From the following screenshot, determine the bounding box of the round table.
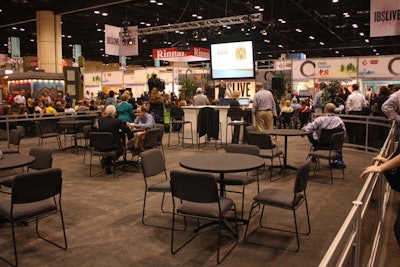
[180,153,265,196]
[58,120,93,151]
[0,154,35,171]
[264,129,308,171]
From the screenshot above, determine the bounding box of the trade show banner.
[104,25,138,56]
[292,60,315,80]
[314,58,357,79]
[370,0,400,37]
[358,55,400,78]
[105,24,120,56]
[102,71,124,85]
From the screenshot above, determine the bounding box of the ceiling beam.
[137,13,263,36]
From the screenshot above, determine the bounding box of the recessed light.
[102,12,108,16]
[157,2,163,5]
[352,24,358,28]
[295,28,302,33]
[319,42,325,45]
[359,32,365,36]
[94,10,100,14]
[309,35,315,40]
[365,39,370,43]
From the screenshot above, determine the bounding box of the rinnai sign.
[152,47,210,62]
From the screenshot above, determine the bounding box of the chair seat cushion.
[259,148,283,158]
[309,150,341,160]
[148,180,170,192]
[177,197,234,218]
[41,133,60,138]
[219,174,255,185]
[254,188,304,208]
[0,198,57,221]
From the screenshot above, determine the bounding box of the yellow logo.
[236,47,246,60]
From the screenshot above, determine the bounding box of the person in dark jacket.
[97,105,132,174]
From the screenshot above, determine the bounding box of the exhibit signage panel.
[358,55,400,78]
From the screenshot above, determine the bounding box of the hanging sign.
[152,47,210,62]
[370,0,400,37]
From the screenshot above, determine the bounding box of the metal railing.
[319,121,396,266]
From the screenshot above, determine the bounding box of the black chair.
[197,107,223,149]
[0,129,21,154]
[310,127,344,152]
[155,123,165,156]
[140,148,172,229]
[168,106,194,148]
[89,132,121,178]
[223,144,260,218]
[170,170,238,264]
[244,160,311,252]
[247,131,284,181]
[0,147,53,192]
[308,132,345,184]
[297,112,311,129]
[80,125,92,164]
[27,147,53,171]
[0,168,67,266]
[226,107,248,145]
[35,120,62,150]
[280,112,295,129]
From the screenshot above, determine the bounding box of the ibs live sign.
[370,0,400,37]
[7,37,21,58]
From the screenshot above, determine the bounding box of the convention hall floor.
[0,133,399,267]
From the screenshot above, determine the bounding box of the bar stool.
[168,106,194,148]
[226,107,248,145]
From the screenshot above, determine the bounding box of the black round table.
[264,129,308,171]
[58,120,93,151]
[180,153,265,196]
[0,154,35,171]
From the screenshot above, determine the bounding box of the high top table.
[180,152,265,197]
[264,129,308,172]
[58,119,93,151]
[0,154,35,171]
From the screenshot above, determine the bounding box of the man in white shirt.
[345,84,368,145]
[13,92,26,105]
[193,88,210,106]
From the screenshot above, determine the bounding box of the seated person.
[127,106,156,130]
[280,100,294,114]
[193,87,210,106]
[126,106,156,152]
[97,105,132,174]
[290,98,301,111]
[303,103,346,148]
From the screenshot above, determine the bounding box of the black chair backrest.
[89,132,115,151]
[294,160,311,194]
[298,112,311,123]
[83,125,92,139]
[141,148,165,178]
[155,123,164,144]
[247,132,274,150]
[330,132,345,151]
[226,144,259,156]
[281,112,294,122]
[170,106,185,120]
[9,129,21,146]
[170,170,219,203]
[319,128,344,147]
[12,168,62,204]
[227,107,244,121]
[143,128,160,149]
[28,147,53,170]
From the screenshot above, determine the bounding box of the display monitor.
[210,40,255,80]
[238,98,250,107]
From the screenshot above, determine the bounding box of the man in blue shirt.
[127,106,156,130]
[252,82,277,131]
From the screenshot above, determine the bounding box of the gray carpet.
[0,133,397,266]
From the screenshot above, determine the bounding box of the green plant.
[179,78,197,99]
[321,80,342,107]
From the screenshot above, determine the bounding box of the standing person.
[64,92,73,106]
[312,82,326,112]
[252,82,276,132]
[217,80,227,99]
[345,83,368,145]
[147,88,164,124]
[84,90,92,102]
[26,92,34,114]
[116,93,134,123]
[105,91,117,107]
[193,87,210,106]
[360,155,400,246]
[14,92,26,105]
